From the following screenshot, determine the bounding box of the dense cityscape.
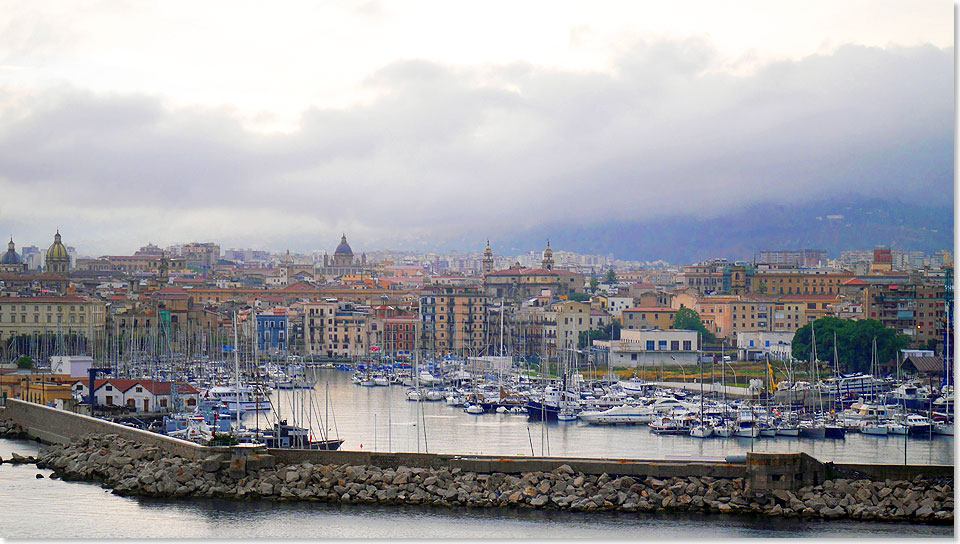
[0,231,952,370]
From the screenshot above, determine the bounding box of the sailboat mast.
[233,312,240,426]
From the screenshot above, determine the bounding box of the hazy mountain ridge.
[485,196,954,264]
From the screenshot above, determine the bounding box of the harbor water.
[245,369,954,465]
[0,439,952,538]
[0,368,953,538]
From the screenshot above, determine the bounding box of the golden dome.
[46,230,70,261]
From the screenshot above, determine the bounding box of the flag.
[768,360,777,392]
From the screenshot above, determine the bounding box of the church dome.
[46,231,70,261]
[334,234,353,256]
[1,238,21,265]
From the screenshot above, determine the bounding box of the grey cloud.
[0,40,952,254]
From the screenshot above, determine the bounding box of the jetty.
[0,399,953,524]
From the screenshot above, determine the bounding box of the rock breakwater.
[0,418,28,440]
[18,433,954,524]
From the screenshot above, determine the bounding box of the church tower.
[482,240,494,275]
[541,239,554,271]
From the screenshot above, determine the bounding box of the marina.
[227,367,952,465]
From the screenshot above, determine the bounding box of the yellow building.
[0,373,76,405]
[753,270,852,296]
[621,308,677,331]
[0,296,107,345]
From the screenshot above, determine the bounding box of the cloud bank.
[0,40,952,255]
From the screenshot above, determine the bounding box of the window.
[631,353,638,360]
[683,340,692,351]
[646,341,655,350]
[670,341,679,351]
[658,340,667,350]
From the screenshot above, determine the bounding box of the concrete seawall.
[267,449,745,478]
[2,399,207,460]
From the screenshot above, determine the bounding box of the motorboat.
[202,385,271,412]
[933,420,954,436]
[799,420,826,438]
[859,421,888,435]
[465,404,484,415]
[579,404,654,425]
[775,423,800,437]
[649,413,694,435]
[689,421,714,438]
[901,414,934,436]
[714,420,737,438]
[262,420,344,450]
[884,420,908,435]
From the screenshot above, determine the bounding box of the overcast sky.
[0,1,953,257]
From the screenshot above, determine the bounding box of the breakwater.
[5,430,949,525]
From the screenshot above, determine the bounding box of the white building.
[69,379,199,412]
[736,331,795,361]
[594,329,699,368]
[50,355,94,378]
[467,356,514,372]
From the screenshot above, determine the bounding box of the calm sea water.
[247,369,955,465]
[0,439,952,539]
[0,368,953,539]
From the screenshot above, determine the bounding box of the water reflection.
[242,369,954,465]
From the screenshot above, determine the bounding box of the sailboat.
[934,321,954,435]
[822,331,845,439]
[690,335,713,438]
[860,337,888,435]
[799,324,825,438]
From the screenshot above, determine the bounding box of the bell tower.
[482,240,494,275]
[542,239,554,271]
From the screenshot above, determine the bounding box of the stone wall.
[267,449,747,479]
[829,463,954,482]
[746,452,825,492]
[28,433,954,524]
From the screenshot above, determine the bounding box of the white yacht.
[579,404,654,425]
[202,385,271,412]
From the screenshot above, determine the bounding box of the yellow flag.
[768,361,777,391]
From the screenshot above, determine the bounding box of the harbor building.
[736,331,795,361]
[593,329,699,368]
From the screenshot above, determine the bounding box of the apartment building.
[0,296,107,345]
[419,285,487,356]
[621,308,677,331]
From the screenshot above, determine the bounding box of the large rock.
[530,495,548,507]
